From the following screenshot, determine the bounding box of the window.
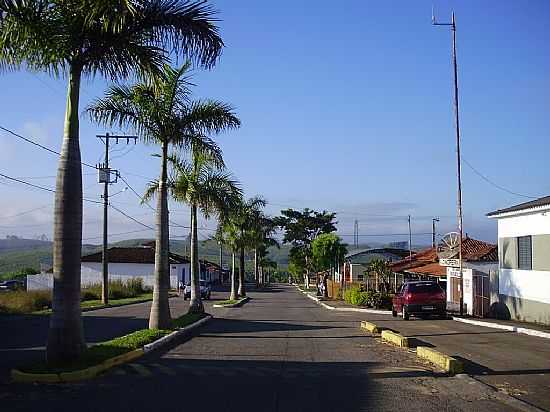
[357,274,364,281]
[517,236,532,270]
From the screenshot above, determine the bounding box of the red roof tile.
[390,237,497,277]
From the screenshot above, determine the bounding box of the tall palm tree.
[88,63,238,328]
[231,196,266,297]
[218,217,241,301]
[166,151,242,313]
[0,0,223,363]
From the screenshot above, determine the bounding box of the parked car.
[183,280,211,300]
[0,280,25,291]
[392,281,446,320]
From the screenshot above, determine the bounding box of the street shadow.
[2,358,427,411]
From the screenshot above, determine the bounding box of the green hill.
[0,237,290,275]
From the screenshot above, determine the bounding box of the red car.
[392,281,446,320]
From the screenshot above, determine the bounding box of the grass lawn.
[20,312,208,374]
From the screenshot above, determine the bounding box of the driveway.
[1,285,521,411]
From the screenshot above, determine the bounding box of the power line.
[82,228,154,241]
[462,157,538,200]
[109,204,155,230]
[0,172,102,204]
[0,205,51,219]
[0,125,98,170]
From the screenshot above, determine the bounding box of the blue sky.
[0,0,549,248]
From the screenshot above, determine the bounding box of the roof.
[487,195,550,217]
[390,237,497,277]
[81,247,190,264]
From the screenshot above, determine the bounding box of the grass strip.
[216,299,239,305]
[19,312,208,374]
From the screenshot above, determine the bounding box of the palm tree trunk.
[230,251,237,300]
[189,202,204,313]
[238,245,246,297]
[149,140,171,329]
[47,65,86,364]
[254,248,259,287]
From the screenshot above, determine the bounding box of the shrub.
[343,286,370,307]
[0,290,52,313]
[81,278,148,301]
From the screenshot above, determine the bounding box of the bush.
[81,278,148,301]
[343,286,369,306]
[0,290,52,313]
[366,292,393,309]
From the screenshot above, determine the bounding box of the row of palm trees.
[0,0,274,365]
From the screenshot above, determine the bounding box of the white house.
[27,246,190,291]
[487,196,550,325]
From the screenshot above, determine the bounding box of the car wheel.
[402,306,410,321]
[392,307,397,317]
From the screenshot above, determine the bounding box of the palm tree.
[218,219,240,301]
[88,63,238,328]
[167,151,242,313]
[0,0,223,363]
[248,213,278,286]
[232,196,266,296]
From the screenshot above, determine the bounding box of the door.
[473,272,490,318]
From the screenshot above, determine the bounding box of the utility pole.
[408,215,412,259]
[432,217,440,248]
[97,133,137,304]
[353,219,359,249]
[433,10,465,315]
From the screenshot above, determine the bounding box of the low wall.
[27,273,179,291]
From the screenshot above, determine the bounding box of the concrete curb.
[416,346,463,375]
[11,349,144,384]
[212,297,250,308]
[11,315,212,383]
[381,330,409,348]
[360,321,381,334]
[297,286,392,315]
[143,315,212,353]
[452,317,550,340]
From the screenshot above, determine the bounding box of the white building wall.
[495,210,550,305]
[28,262,185,291]
[499,269,550,305]
[497,211,550,238]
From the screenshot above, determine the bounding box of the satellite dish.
[437,232,460,259]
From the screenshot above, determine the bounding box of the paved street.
[0,285,538,411]
[355,308,550,410]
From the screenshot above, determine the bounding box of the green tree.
[365,258,392,292]
[88,63,237,329]
[276,209,337,289]
[0,0,223,363]
[311,233,348,272]
[168,151,241,313]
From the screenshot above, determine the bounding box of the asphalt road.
[0,285,530,411]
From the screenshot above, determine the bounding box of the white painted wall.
[446,267,473,315]
[495,209,550,305]
[497,210,550,238]
[499,268,550,305]
[27,262,186,291]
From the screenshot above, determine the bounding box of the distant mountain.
[0,237,291,275]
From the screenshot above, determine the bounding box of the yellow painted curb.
[381,330,409,348]
[11,348,145,384]
[11,369,61,384]
[417,346,463,375]
[360,321,381,334]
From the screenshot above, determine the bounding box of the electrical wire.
[0,125,98,170]
[0,172,102,204]
[462,157,538,200]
